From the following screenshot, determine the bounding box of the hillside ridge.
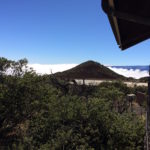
[55,60,126,80]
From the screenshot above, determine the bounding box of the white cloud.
[108,67,148,79]
[28,64,78,75]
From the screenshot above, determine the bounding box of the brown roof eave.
[102,0,123,49]
[102,0,150,50]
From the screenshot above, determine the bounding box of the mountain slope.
[55,60,126,80]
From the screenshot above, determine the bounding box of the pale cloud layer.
[28,64,149,79]
[28,64,78,75]
[108,67,148,79]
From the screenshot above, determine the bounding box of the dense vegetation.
[139,77,149,83]
[55,60,126,80]
[0,57,146,150]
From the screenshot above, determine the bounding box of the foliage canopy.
[0,57,145,150]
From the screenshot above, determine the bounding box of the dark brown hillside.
[55,60,126,80]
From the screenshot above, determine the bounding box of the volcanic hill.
[55,60,126,80]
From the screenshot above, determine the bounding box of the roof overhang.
[102,0,150,50]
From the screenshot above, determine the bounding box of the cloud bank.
[108,67,148,79]
[28,64,149,79]
[28,64,78,75]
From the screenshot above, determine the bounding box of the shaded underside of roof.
[102,0,150,50]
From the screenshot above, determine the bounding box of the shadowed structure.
[102,0,150,50]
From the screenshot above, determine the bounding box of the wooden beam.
[102,0,123,48]
[102,0,150,26]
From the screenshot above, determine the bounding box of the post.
[146,65,150,150]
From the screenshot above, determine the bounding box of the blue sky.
[0,0,150,65]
